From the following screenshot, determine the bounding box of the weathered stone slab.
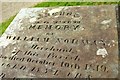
[0,5,119,79]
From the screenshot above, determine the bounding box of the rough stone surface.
[0,2,42,23]
[0,5,119,79]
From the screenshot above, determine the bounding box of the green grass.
[34,2,119,7]
[0,2,119,36]
[0,15,15,35]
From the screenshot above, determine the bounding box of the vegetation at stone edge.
[0,16,15,35]
[34,2,119,7]
[0,2,119,35]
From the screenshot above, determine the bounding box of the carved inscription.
[0,5,119,79]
